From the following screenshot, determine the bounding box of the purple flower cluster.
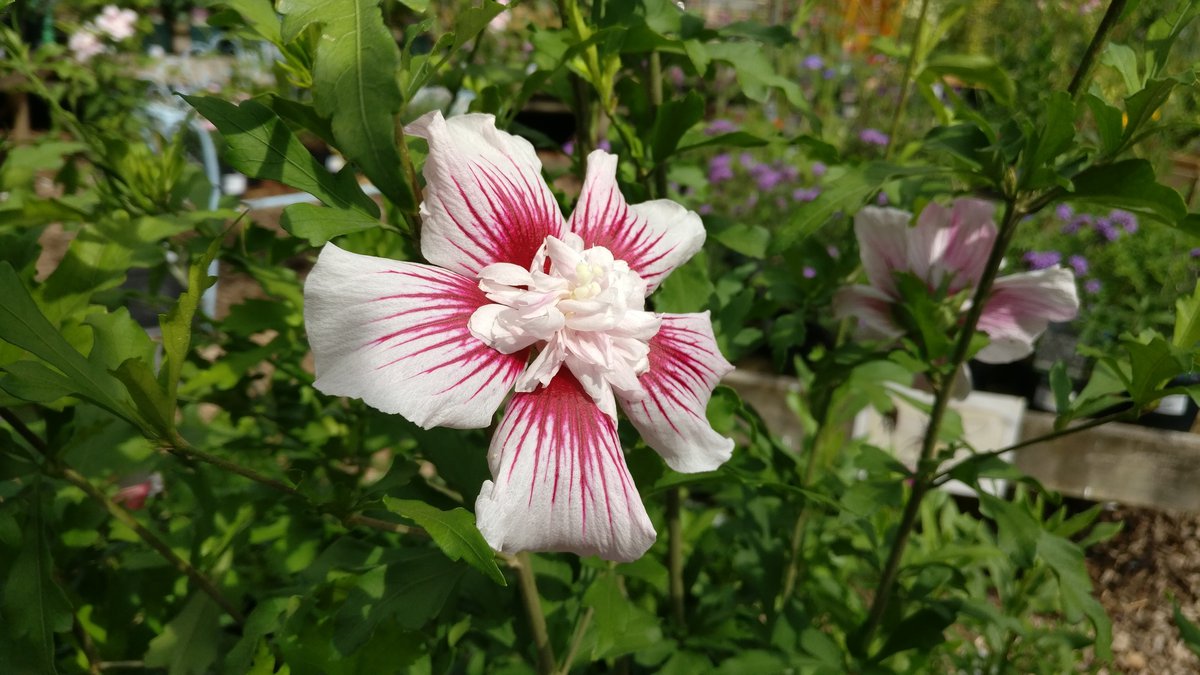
[792,187,821,202]
[704,119,737,136]
[1023,250,1062,270]
[859,128,889,147]
[1067,254,1089,276]
[1055,203,1140,242]
[803,54,824,71]
[750,160,800,191]
[708,154,734,183]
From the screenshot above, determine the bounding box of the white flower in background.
[95,5,138,42]
[304,112,734,562]
[489,0,511,31]
[68,29,105,61]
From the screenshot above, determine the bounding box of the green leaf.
[923,53,1016,107]
[2,488,72,675]
[382,497,506,585]
[1069,159,1187,225]
[208,0,283,46]
[650,91,705,162]
[278,0,415,211]
[704,42,806,108]
[331,550,465,654]
[1049,361,1072,415]
[1084,94,1123,155]
[771,163,932,253]
[144,594,222,675]
[979,493,1039,568]
[281,203,383,246]
[226,597,298,673]
[0,360,76,404]
[159,236,223,424]
[1174,280,1200,350]
[1037,531,1112,660]
[0,262,139,426]
[1121,78,1178,149]
[1174,601,1200,659]
[874,602,959,660]
[1123,335,1188,406]
[654,250,713,313]
[583,574,663,660]
[183,95,378,215]
[1027,92,1076,172]
[675,130,770,154]
[709,217,770,258]
[1100,42,1141,93]
[112,359,174,436]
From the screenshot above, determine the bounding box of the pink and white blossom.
[304,112,734,562]
[68,29,105,62]
[833,199,1079,364]
[95,5,138,42]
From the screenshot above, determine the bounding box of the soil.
[1090,506,1200,674]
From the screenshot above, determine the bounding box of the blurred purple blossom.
[827,245,840,258]
[1190,247,1200,258]
[1061,213,1093,234]
[705,119,737,135]
[562,139,574,155]
[792,187,821,202]
[598,139,612,152]
[1094,218,1120,242]
[1068,254,1089,276]
[1055,203,1074,221]
[1085,279,1102,294]
[802,266,817,279]
[811,161,827,177]
[1023,250,1062,270]
[708,154,734,183]
[739,152,757,169]
[876,192,889,206]
[698,204,713,215]
[822,68,836,80]
[1110,209,1138,233]
[859,128,889,146]
[803,54,824,71]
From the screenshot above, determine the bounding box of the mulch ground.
[1090,506,1200,673]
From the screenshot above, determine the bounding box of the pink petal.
[909,199,997,293]
[475,371,656,562]
[854,206,913,297]
[975,267,1079,363]
[832,285,903,340]
[567,151,704,293]
[304,243,525,429]
[618,313,734,473]
[406,112,565,275]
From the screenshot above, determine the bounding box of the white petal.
[567,151,704,293]
[618,313,734,473]
[406,111,566,275]
[854,206,913,297]
[304,243,525,429]
[475,372,656,562]
[975,267,1080,364]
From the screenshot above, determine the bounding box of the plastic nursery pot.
[1135,373,1200,432]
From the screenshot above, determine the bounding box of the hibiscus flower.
[834,199,1079,364]
[304,112,734,562]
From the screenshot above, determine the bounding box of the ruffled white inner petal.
[469,233,661,417]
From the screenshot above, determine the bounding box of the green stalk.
[1066,0,1130,99]
[513,552,556,674]
[885,0,932,159]
[855,197,1023,654]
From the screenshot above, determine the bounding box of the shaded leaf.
[281,203,383,246]
[144,594,222,675]
[383,497,506,585]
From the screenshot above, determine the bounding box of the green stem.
[513,552,556,674]
[777,418,831,610]
[556,606,594,675]
[1066,0,1129,99]
[856,197,1023,654]
[885,0,931,159]
[931,409,1135,486]
[647,52,668,197]
[666,487,686,627]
